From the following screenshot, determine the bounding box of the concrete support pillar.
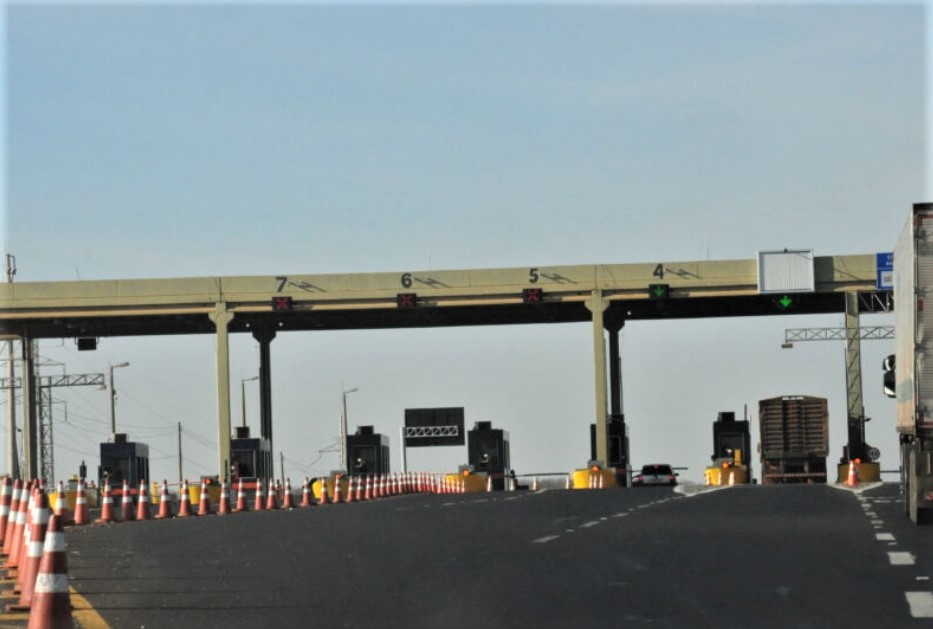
[210,304,234,481]
[845,291,865,461]
[586,290,609,467]
[607,315,625,418]
[20,338,36,480]
[252,325,276,480]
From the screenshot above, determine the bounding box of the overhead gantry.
[0,254,887,480]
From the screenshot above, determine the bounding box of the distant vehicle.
[633,464,678,487]
[758,395,829,484]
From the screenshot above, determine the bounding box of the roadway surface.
[62,482,932,628]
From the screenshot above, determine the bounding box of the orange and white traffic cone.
[217,481,231,515]
[120,480,135,522]
[6,482,32,571]
[0,476,12,546]
[300,478,312,508]
[333,475,343,504]
[234,479,248,512]
[154,480,173,519]
[95,479,115,524]
[282,479,294,509]
[846,459,860,487]
[177,480,192,518]
[363,476,372,502]
[136,481,151,521]
[198,480,212,516]
[346,477,356,504]
[53,481,70,525]
[10,490,50,611]
[265,479,278,510]
[73,479,89,526]
[253,479,265,512]
[319,478,329,505]
[2,479,21,551]
[26,514,72,629]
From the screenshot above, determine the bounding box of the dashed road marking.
[532,535,560,544]
[889,552,916,566]
[581,521,600,528]
[876,532,895,542]
[906,592,933,618]
[612,512,628,518]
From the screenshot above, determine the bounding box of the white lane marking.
[600,517,608,521]
[889,552,916,566]
[876,533,896,542]
[613,512,628,518]
[533,535,560,544]
[871,519,883,526]
[581,521,600,528]
[906,592,933,618]
[918,576,931,581]
[865,511,878,518]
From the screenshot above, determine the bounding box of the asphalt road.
[62,482,933,628]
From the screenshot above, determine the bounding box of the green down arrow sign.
[777,295,794,309]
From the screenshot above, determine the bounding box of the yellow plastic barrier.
[443,473,487,493]
[572,468,617,489]
[188,483,222,506]
[836,462,881,484]
[312,477,350,501]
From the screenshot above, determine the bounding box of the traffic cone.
[0,476,12,546]
[217,481,231,515]
[301,478,312,508]
[254,478,265,512]
[282,479,294,509]
[333,475,342,504]
[532,476,539,491]
[6,482,33,569]
[486,476,493,492]
[598,474,604,490]
[234,479,248,512]
[363,476,372,501]
[198,479,212,516]
[120,480,135,522]
[53,481,70,525]
[565,474,571,490]
[3,479,22,552]
[73,479,89,526]
[177,480,193,517]
[136,481,151,521]
[10,490,50,611]
[154,480,173,519]
[319,478,329,505]
[356,475,365,501]
[265,479,278,510]
[346,477,355,504]
[26,514,73,629]
[95,479,115,524]
[846,460,859,487]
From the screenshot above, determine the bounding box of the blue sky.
[1,2,927,484]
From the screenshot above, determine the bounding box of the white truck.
[890,202,933,523]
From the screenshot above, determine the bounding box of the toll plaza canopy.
[0,254,890,479]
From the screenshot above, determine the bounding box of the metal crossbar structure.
[784,326,894,343]
[403,426,460,438]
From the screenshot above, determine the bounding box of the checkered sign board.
[404,407,465,447]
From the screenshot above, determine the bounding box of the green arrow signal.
[778,295,793,309]
[653,286,666,297]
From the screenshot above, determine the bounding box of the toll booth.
[230,426,272,482]
[712,411,751,473]
[346,425,390,475]
[468,421,510,490]
[590,414,630,486]
[98,433,150,488]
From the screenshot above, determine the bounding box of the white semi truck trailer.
[890,202,933,523]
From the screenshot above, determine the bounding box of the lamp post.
[340,386,359,472]
[240,375,259,429]
[109,362,130,437]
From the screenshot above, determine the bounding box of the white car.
[633,464,678,486]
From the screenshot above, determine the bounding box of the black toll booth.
[468,421,510,490]
[712,411,751,468]
[99,433,150,489]
[230,426,272,482]
[590,414,630,486]
[346,425,390,475]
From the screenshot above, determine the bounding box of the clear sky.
[1,1,927,485]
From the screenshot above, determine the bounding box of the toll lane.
[66,484,929,628]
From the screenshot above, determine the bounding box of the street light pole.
[109,362,130,437]
[240,375,259,429]
[340,386,359,472]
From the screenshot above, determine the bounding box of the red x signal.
[271,296,293,311]
[522,288,543,304]
[397,293,417,308]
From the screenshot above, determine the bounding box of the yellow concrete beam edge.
[69,586,111,629]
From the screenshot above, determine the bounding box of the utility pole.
[280,451,285,483]
[177,422,183,483]
[5,253,17,479]
[0,372,105,481]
